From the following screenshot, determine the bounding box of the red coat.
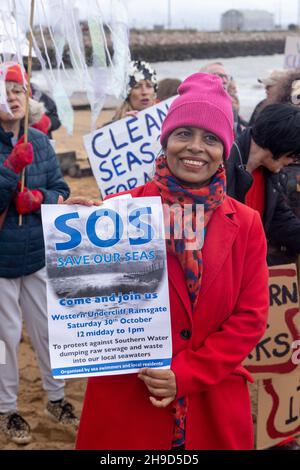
[76,182,269,450]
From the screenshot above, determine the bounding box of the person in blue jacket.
[0,63,78,445]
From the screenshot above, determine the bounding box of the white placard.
[284,36,300,69]
[41,197,172,379]
[83,97,174,196]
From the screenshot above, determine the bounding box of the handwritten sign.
[244,264,300,377]
[83,98,174,196]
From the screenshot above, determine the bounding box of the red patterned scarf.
[153,155,226,307]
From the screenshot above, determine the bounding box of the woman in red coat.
[75,73,269,450]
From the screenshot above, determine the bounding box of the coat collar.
[142,183,240,316]
[167,253,193,319]
[141,182,191,317]
[0,122,24,147]
[199,197,239,300]
[166,197,240,318]
[0,126,14,147]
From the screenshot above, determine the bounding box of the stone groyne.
[128,30,289,62]
[31,29,295,69]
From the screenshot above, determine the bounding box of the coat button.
[180,329,191,340]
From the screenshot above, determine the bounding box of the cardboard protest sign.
[255,372,300,449]
[83,98,174,196]
[244,264,300,378]
[283,163,300,219]
[41,197,172,379]
[284,36,300,69]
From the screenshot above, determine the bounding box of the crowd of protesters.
[0,56,300,451]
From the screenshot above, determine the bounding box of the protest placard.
[83,98,174,196]
[41,197,172,379]
[255,372,300,449]
[244,264,300,378]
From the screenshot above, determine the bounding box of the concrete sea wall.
[31,29,296,69]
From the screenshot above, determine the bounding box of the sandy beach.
[0,108,113,451]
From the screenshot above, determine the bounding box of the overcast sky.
[124,0,300,29]
[17,0,300,30]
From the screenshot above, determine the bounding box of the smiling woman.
[165,127,224,187]
[75,73,270,451]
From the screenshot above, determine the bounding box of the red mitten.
[4,139,34,174]
[32,114,51,135]
[15,187,44,215]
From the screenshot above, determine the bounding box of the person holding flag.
[0,63,78,445]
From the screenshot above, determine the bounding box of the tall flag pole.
[19,0,35,226]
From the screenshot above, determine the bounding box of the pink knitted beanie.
[160,72,234,159]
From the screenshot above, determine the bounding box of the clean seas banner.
[83,98,174,196]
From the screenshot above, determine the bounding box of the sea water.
[32,53,286,120]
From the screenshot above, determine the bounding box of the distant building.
[221,9,275,32]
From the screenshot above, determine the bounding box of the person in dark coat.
[226,102,300,451]
[0,63,78,445]
[226,103,300,268]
